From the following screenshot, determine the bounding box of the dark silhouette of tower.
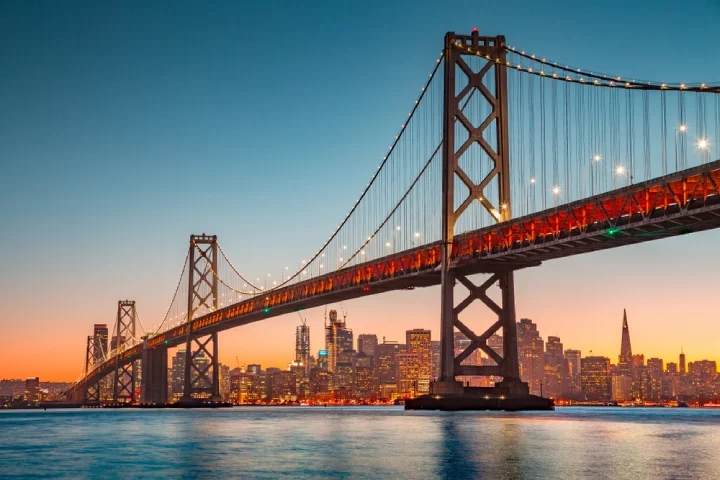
[619,309,633,366]
[679,348,686,375]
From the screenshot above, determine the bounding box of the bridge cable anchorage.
[223,51,446,291]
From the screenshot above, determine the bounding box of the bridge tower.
[83,335,101,405]
[112,300,137,404]
[434,30,529,398]
[181,234,222,402]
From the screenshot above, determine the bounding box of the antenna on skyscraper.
[297,311,306,326]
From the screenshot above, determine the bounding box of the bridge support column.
[181,234,222,403]
[141,344,168,404]
[112,300,137,404]
[410,30,550,410]
[84,335,101,405]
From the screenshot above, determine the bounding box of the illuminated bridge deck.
[78,159,720,391]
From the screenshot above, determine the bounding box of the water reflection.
[1,407,719,479]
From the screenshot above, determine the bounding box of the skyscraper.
[295,323,310,373]
[543,336,564,399]
[581,356,611,401]
[377,340,400,388]
[171,350,186,401]
[325,309,353,373]
[396,352,420,398]
[517,319,545,396]
[430,340,441,381]
[219,364,231,401]
[93,324,109,364]
[406,329,431,395]
[619,309,633,365]
[357,334,378,358]
[679,349,686,375]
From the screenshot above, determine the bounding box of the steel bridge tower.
[181,234,222,402]
[112,300,137,404]
[84,336,101,405]
[433,30,529,398]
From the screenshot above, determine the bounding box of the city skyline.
[2,297,716,381]
[4,306,711,388]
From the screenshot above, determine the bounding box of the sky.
[1,0,720,381]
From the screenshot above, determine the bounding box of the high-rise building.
[616,309,633,379]
[563,349,582,399]
[647,358,664,401]
[406,329,431,395]
[431,341,441,381]
[309,368,331,397]
[24,377,40,404]
[611,374,632,402]
[317,350,329,371]
[296,323,311,374]
[93,324,109,364]
[688,360,718,399]
[517,319,545,396]
[679,349,686,375]
[219,364,231,401]
[377,340,400,387]
[325,310,353,373]
[619,309,633,365]
[396,352,420,398]
[357,334,378,358]
[543,336,564,399]
[581,356,611,401]
[334,360,355,392]
[354,352,374,399]
[171,350,186,401]
[265,367,281,400]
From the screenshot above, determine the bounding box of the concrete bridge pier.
[141,343,168,404]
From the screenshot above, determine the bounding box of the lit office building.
[581,356,611,401]
[517,319,545,396]
[357,334,379,358]
[406,329,432,395]
[396,352,420,398]
[24,377,40,404]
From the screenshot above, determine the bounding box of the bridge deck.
[71,159,720,395]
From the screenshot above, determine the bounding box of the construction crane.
[339,303,348,322]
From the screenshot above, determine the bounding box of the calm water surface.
[1,406,719,479]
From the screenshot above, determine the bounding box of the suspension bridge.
[66,31,720,409]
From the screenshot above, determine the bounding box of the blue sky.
[2,0,719,379]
